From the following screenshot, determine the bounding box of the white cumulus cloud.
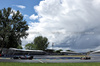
[29,14,38,20]
[22,0,100,52]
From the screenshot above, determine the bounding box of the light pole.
[52,42,54,49]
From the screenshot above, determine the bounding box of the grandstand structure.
[91,50,100,54]
[0,48,45,57]
[0,48,89,57]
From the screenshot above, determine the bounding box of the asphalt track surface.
[0,59,100,63]
[0,55,100,63]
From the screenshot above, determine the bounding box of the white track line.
[38,60,44,63]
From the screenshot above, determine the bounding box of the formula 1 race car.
[80,56,91,60]
[12,55,33,60]
[0,54,1,57]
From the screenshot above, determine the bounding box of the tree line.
[0,7,49,53]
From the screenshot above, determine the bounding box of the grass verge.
[0,62,100,66]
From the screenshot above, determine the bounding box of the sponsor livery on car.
[80,56,91,60]
[12,55,33,60]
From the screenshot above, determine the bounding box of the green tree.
[17,45,23,49]
[66,50,74,52]
[34,36,49,50]
[55,49,63,53]
[25,43,35,50]
[0,7,29,50]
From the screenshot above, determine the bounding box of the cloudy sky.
[0,0,100,52]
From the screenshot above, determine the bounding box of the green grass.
[0,62,100,66]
